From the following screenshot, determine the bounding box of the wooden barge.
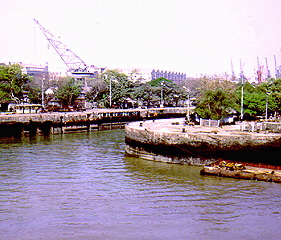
[200,161,281,183]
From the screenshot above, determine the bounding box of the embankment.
[0,107,188,137]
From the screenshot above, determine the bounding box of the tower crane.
[265,57,271,80]
[257,57,262,83]
[274,55,280,79]
[33,19,102,78]
[230,59,236,81]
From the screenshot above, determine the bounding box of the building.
[115,68,187,84]
[21,63,49,81]
[117,68,152,83]
[151,69,186,85]
[2,62,50,80]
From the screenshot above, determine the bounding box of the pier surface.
[125,118,281,166]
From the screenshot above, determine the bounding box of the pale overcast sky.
[1,0,281,79]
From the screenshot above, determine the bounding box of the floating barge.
[200,161,281,183]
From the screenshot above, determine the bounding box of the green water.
[0,130,281,239]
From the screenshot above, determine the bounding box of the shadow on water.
[123,155,203,184]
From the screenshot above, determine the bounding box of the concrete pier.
[0,107,188,137]
[125,118,281,166]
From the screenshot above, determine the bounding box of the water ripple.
[1,130,281,240]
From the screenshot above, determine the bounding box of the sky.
[1,0,281,79]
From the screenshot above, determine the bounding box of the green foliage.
[27,86,41,104]
[148,77,172,87]
[131,83,157,107]
[0,64,30,102]
[55,78,81,106]
[131,78,187,107]
[194,78,238,120]
[85,79,107,103]
[235,80,279,118]
[101,69,133,107]
[195,88,236,120]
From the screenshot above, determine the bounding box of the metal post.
[183,86,190,122]
[240,59,244,121]
[187,90,190,122]
[265,93,268,121]
[109,77,112,108]
[41,77,44,108]
[161,82,163,107]
[241,83,244,121]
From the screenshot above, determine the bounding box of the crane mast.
[33,19,95,77]
[274,55,280,79]
[230,59,236,81]
[265,57,271,80]
[256,57,262,83]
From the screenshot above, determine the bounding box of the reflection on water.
[0,130,281,240]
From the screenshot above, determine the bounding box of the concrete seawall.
[0,107,188,137]
[125,118,281,166]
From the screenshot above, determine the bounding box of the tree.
[235,80,277,119]
[85,78,107,103]
[194,77,239,120]
[195,88,237,120]
[262,78,281,116]
[0,64,31,103]
[145,77,188,107]
[131,83,156,107]
[55,77,81,107]
[148,77,172,87]
[101,69,133,108]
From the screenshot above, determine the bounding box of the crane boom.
[33,18,91,75]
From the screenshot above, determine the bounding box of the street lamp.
[183,86,190,122]
[240,75,244,121]
[265,92,271,121]
[240,59,245,121]
[160,81,164,108]
[109,77,112,108]
[41,77,45,108]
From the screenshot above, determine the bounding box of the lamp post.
[41,77,45,108]
[239,75,245,121]
[160,81,164,108]
[183,86,190,122]
[109,77,112,108]
[265,92,271,121]
[240,59,244,121]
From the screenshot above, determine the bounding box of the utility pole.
[41,77,45,108]
[265,93,268,121]
[183,86,190,122]
[240,59,244,121]
[109,78,112,108]
[160,81,164,108]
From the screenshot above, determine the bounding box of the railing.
[200,119,220,127]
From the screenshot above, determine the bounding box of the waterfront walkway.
[130,118,279,137]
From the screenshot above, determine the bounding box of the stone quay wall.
[0,107,188,137]
[125,119,281,166]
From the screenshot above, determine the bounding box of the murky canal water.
[0,129,281,240]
